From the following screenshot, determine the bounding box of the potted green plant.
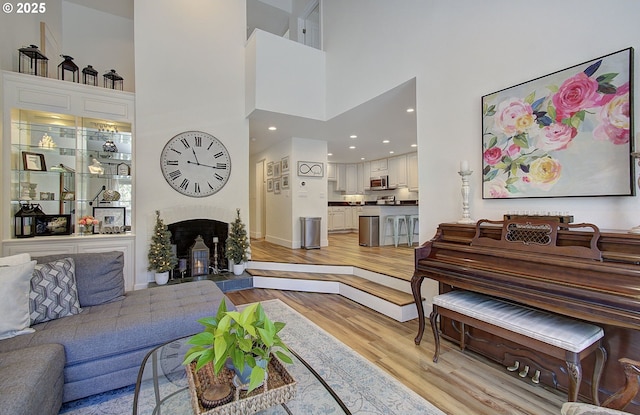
[226,208,249,275]
[147,210,177,284]
[183,299,292,393]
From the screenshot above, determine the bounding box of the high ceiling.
[65,0,418,164]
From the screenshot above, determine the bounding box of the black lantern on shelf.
[18,45,48,77]
[82,65,98,86]
[189,235,209,276]
[103,69,123,90]
[14,202,45,238]
[58,55,79,82]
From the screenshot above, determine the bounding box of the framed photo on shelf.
[62,191,75,201]
[92,207,126,234]
[22,152,46,171]
[482,47,633,199]
[282,174,289,189]
[267,178,274,192]
[35,214,71,236]
[281,156,290,172]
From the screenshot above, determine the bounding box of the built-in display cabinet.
[2,71,135,289]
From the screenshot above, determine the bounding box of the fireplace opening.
[168,219,228,275]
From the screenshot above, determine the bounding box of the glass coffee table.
[133,335,351,415]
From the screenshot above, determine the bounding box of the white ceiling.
[249,78,417,164]
[66,0,418,164]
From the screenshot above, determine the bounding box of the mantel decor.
[482,47,634,199]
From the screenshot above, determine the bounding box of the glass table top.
[133,335,351,415]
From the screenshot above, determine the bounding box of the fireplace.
[168,219,228,275]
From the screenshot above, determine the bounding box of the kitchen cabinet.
[388,154,407,188]
[345,206,354,229]
[356,163,365,194]
[362,161,371,190]
[328,207,346,231]
[327,163,337,181]
[407,152,418,192]
[370,158,388,175]
[335,164,347,191]
[345,164,358,194]
[3,72,134,240]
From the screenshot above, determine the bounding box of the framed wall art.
[282,174,290,189]
[273,161,281,178]
[267,178,273,192]
[482,47,634,199]
[297,161,324,177]
[281,156,290,172]
[274,178,281,194]
[267,162,274,177]
[92,207,126,234]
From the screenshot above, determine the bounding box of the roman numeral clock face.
[160,131,231,197]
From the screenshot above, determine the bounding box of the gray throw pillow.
[34,251,125,307]
[30,257,82,324]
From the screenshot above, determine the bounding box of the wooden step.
[246,268,421,322]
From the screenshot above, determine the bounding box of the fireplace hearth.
[168,219,228,275]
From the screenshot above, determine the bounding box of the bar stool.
[383,215,408,247]
[407,214,419,246]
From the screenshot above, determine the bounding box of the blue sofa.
[0,251,231,415]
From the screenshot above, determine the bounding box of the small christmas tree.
[226,208,249,264]
[148,210,177,272]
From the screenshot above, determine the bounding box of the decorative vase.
[232,358,267,390]
[83,225,93,235]
[232,263,244,276]
[155,271,169,285]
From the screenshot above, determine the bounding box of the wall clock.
[160,131,231,197]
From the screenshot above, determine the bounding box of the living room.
[1,1,640,414]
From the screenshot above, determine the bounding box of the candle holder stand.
[458,169,474,224]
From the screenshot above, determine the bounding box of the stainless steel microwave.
[370,176,389,190]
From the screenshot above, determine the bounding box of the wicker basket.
[186,355,297,415]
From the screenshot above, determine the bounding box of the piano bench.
[429,290,606,404]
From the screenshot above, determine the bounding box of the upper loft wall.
[62,1,134,92]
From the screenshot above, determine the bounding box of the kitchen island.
[360,204,418,246]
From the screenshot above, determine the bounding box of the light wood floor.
[237,233,566,415]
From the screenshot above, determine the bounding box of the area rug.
[60,299,444,415]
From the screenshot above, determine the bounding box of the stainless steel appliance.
[370,175,389,190]
[359,215,379,246]
[300,217,321,249]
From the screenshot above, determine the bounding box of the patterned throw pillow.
[30,257,82,325]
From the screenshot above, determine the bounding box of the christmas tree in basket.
[148,210,177,284]
[226,208,249,275]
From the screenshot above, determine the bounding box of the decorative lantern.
[18,45,48,77]
[189,235,209,276]
[14,202,45,238]
[82,65,98,86]
[58,55,79,82]
[103,69,123,90]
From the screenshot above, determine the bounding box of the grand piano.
[412,218,640,413]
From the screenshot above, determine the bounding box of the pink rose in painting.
[552,72,599,120]
[506,143,521,158]
[537,123,577,151]
[494,98,535,136]
[483,147,503,165]
[593,83,630,145]
[529,157,562,190]
[484,178,509,198]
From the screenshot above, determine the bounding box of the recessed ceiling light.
[361,157,365,160]
[382,140,390,144]
[349,146,356,149]
[350,135,357,139]
[327,153,333,156]
[406,108,415,113]
[268,126,277,131]
[389,151,395,154]
[411,143,417,148]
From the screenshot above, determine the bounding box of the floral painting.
[482,48,633,199]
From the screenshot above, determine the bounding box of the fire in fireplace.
[168,219,228,275]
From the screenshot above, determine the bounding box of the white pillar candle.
[213,236,219,243]
[460,160,469,172]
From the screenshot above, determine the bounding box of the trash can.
[300,217,321,249]
[359,215,379,247]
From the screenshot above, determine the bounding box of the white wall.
[61,2,134,92]
[323,0,640,242]
[133,1,249,287]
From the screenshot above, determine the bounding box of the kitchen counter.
[328,200,418,207]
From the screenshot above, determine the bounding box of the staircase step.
[246,268,416,307]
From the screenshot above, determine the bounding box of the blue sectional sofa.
[0,251,231,415]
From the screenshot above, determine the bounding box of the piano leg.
[430,308,441,363]
[591,342,607,406]
[411,274,426,345]
[566,356,582,402]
